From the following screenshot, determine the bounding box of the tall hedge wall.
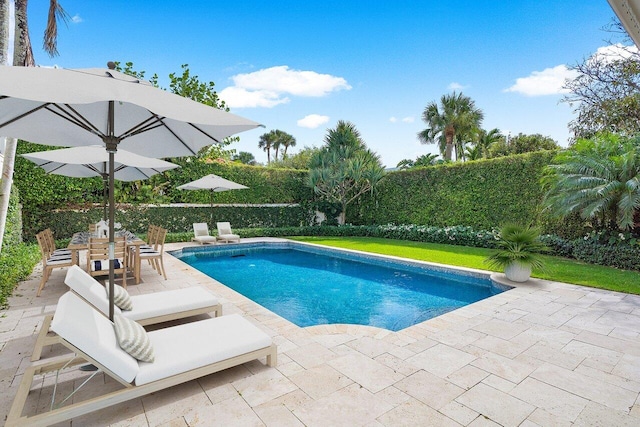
[353,151,558,231]
[35,204,315,238]
[2,185,23,250]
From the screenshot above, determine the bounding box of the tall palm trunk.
[0,0,12,251]
[444,125,454,161]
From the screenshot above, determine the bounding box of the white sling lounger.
[7,292,276,427]
[31,265,222,361]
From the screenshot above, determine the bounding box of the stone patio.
[1,238,640,426]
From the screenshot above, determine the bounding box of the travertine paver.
[1,237,640,426]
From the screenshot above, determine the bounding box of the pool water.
[172,243,508,331]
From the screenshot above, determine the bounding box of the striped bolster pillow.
[113,315,155,363]
[91,259,122,271]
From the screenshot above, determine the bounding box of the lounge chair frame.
[8,336,276,426]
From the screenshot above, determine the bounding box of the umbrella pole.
[210,189,214,226]
[102,174,108,221]
[107,102,116,322]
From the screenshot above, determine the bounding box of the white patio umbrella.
[177,174,248,221]
[0,64,262,320]
[22,145,180,220]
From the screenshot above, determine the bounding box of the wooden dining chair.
[36,231,74,296]
[86,236,127,287]
[138,227,168,280]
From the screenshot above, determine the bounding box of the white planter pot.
[504,262,532,282]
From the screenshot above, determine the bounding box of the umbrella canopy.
[0,64,262,320]
[23,146,180,220]
[22,145,179,181]
[178,174,248,220]
[177,174,248,192]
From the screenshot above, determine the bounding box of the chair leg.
[37,267,51,297]
[158,256,167,280]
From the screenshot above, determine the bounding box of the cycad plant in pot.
[485,224,547,282]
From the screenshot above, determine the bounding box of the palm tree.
[277,130,297,158]
[418,92,484,161]
[543,134,640,231]
[0,0,68,251]
[476,128,502,158]
[258,131,276,164]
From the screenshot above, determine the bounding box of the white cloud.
[589,43,639,64]
[219,86,289,108]
[504,65,579,96]
[448,82,468,91]
[390,116,414,124]
[297,114,330,129]
[220,65,351,108]
[71,14,83,23]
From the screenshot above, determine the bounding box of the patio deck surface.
[1,238,640,426]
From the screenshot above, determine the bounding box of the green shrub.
[570,232,640,270]
[0,243,40,308]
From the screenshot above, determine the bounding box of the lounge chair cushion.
[113,315,155,363]
[135,314,272,385]
[193,235,217,244]
[65,266,124,317]
[106,284,133,311]
[51,292,139,383]
[125,287,218,322]
[218,233,240,241]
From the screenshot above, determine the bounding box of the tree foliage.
[396,153,440,169]
[543,133,640,232]
[258,129,296,163]
[308,121,385,224]
[232,151,257,165]
[418,92,484,161]
[488,133,559,158]
[269,146,320,170]
[562,21,640,139]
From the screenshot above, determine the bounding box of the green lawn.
[289,236,640,295]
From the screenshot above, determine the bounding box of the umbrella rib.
[0,102,51,130]
[189,123,222,144]
[50,104,105,136]
[119,115,164,139]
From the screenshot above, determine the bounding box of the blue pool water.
[171,243,509,331]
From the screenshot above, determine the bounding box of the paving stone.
[574,401,639,427]
[377,397,461,427]
[439,400,480,425]
[530,363,637,412]
[288,364,352,400]
[456,382,535,427]
[328,352,404,393]
[510,377,588,422]
[395,370,465,410]
[406,344,476,378]
[471,351,537,383]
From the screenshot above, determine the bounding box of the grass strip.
[289,236,640,295]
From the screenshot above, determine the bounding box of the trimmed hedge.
[28,204,316,240]
[354,151,559,231]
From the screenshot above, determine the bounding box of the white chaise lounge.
[7,292,276,427]
[216,221,240,243]
[192,222,217,244]
[31,265,222,361]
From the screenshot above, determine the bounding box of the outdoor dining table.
[67,231,147,284]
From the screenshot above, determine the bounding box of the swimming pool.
[170,242,510,331]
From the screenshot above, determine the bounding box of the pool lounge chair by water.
[31,266,222,361]
[192,222,217,244]
[216,222,240,243]
[7,292,276,427]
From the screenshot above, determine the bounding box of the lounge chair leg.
[266,344,277,367]
[31,314,54,362]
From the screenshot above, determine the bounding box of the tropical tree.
[488,133,559,158]
[562,21,640,139]
[232,151,256,165]
[543,133,640,232]
[277,130,297,158]
[474,128,502,158]
[418,92,484,161]
[258,131,277,164]
[396,153,440,169]
[269,146,319,169]
[308,121,385,224]
[258,129,295,163]
[0,0,68,251]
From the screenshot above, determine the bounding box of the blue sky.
[21,0,627,167]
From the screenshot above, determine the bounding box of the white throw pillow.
[113,315,155,363]
[105,283,133,311]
